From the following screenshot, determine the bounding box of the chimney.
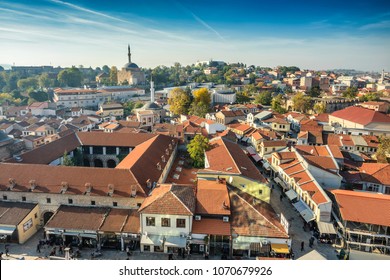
[165,148,169,156]
[222,200,229,210]
[157,162,161,170]
[61,182,69,193]
[8,178,16,190]
[131,186,137,197]
[85,183,92,194]
[161,155,166,163]
[29,180,37,191]
[146,179,152,188]
[108,184,114,196]
[310,149,314,154]
[168,143,172,150]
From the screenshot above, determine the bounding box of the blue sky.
[0,0,389,71]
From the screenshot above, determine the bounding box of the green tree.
[313,102,326,114]
[28,90,48,103]
[58,67,83,87]
[17,77,38,91]
[359,92,381,102]
[271,94,287,114]
[308,86,321,97]
[292,92,312,113]
[135,102,144,109]
[168,88,191,115]
[38,73,54,89]
[236,93,251,103]
[123,101,135,116]
[109,66,118,85]
[255,91,272,105]
[375,136,390,163]
[342,87,358,99]
[62,151,75,166]
[187,135,209,168]
[102,65,110,73]
[189,101,209,117]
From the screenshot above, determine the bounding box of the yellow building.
[0,201,40,244]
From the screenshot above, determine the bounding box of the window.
[143,245,150,252]
[240,184,246,188]
[3,195,8,201]
[68,198,73,204]
[161,218,171,227]
[91,200,96,205]
[176,219,186,228]
[113,202,118,207]
[22,196,26,202]
[46,198,51,203]
[146,217,155,226]
[34,213,38,219]
[272,147,275,151]
[259,190,263,195]
[137,203,142,208]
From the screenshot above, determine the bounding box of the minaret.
[381,69,385,84]
[150,76,155,103]
[128,44,131,64]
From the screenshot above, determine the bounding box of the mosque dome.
[142,102,161,110]
[123,62,139,69]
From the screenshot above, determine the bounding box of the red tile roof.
[229,189,288,238]
[6,133,80,164]
[192,218,231,236]
[331,106,390,125]
[139,184,196,215]
[196,180,230,215]
[331,190,390,227]
[299,181,328,204]
[359,163,390,185]
[116,135,177,189]
[46,205,108,231]
[77,131,155,147]
[261,140,287,148]
[205,138,266,183]
[99,208,140,233]
[0,163,146,197]
[0,201,37,226]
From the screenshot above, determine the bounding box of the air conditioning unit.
[223,216,229,222]
[195,215,201,221]
[180,233,186,238]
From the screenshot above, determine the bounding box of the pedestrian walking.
[309,236,315,248]
[36,243,41,253]
[5,245,9,256]
[59,245,64,255]
[301,241,304,251]
[280,194,283,201]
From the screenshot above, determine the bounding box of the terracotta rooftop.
[274,152,297,160]
[0,163,146,197]
[0,201,37,226]
[359,163,390,185]
[77,131,155,147]
[205,138,266,183]
[99,208,140,233]
[261,140,287,148]
[229,188,288,238]
[328,145,344,159]
[313,113,329,123]
[331,190,390,227]
[303,155,338,171]
[192,218,231,236]
[45,205,108,231]
[299,181,329,204]
[116,135,177,189]
[196,180,231,216]
[139,184,196,216]
[6,133,80,164]
[331,106,390,125]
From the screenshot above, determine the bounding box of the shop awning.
[293,200,306,212]
[274,178,288,190]
[233,242,251,250]
[0,226,16,235]
[317,221,337,235]
[293,200,315,223]
[140,234,162,246]
[285,189,298,201]
[271,243,290,254]
[263,161,271,170]
[301,209,315,223]
[274,177,282,185]
[246,147,261,162]
[164,236,187,248]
